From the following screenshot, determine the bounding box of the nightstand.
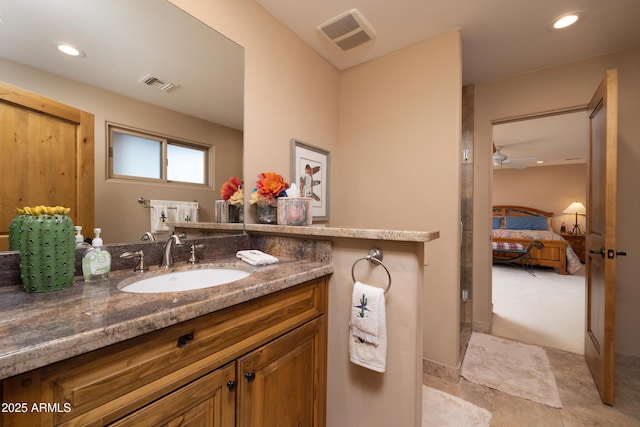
[562,233,585,263]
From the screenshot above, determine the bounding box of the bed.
[492,205,582,275]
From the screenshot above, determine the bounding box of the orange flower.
[256,172,289,199]
[221,176,242,201]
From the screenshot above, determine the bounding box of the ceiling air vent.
[317,9,376,51]
[137,73,179,93]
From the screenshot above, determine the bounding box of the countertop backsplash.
[0,233,333,287]
[0,252,20,286]
[0,234,252,287]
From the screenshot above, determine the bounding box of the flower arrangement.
[16,205,71,215]
[221,176,244,206]
[250,172,289,207]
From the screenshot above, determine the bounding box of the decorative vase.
[215,200,229,223]
[256,204,277,224]
[9,213,75,293]
[229,204,243,223]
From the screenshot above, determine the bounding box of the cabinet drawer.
[4,278,326,427]
[111,362,236,427]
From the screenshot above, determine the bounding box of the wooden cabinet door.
[237,316,327,427]
[111,363,236,427]
[0,81,94,251]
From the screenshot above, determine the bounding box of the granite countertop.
[0,256,333,380]
[168,222,439,242]
[243,223,439,242]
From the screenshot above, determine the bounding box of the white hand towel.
[236,250,279,266]
[150,201,199,233]
[176,201,199,223]
[349,281,387,372]
[150,200,172,233]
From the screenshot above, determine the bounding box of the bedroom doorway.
[490,109,588,353]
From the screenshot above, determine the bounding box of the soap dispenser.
[82,228,111,283]
[74,226,88,247]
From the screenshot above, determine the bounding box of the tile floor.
[424,346,640,426]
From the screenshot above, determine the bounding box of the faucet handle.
[140,232,156,242]
[187,244,205,264]
[120,250,149,273]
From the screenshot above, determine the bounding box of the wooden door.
[237,316,327,427]
[585,69,619,405]
[0,81,94,250]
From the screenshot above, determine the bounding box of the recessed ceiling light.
[536,160,544,164]
[553,12,581,29]
[57,43,85,57]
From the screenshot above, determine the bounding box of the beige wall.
[493,164,587,233]
[333,31,461,423]
[170,0,341,215]
[0,57,243,243]
[474,47,640,356]
[328,239,424,426]
[337,31,462,369]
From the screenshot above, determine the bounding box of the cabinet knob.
[244,372,256,383]
[226,380,237,392]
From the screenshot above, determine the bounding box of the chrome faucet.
[160,234,182,268]
[140,231,156,242]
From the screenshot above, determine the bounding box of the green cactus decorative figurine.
[9,206,75,293]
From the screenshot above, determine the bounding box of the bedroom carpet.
[492,264,585,354]
[422,385,492,426]
[461,332,563,408]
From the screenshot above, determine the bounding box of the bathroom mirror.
[0,0,244,244]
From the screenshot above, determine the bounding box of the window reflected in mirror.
[109,123,210,187]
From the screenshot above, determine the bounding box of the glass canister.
[256,204,277,224]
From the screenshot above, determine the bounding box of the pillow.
[505,215,549,231]
[492,217,503,229]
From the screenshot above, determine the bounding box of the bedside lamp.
[563,202,586,234]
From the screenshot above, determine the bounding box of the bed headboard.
[492,205,553,230]
[492,205,553,218]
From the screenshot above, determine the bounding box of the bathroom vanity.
[0,255,332,426]
[0,225,439,427]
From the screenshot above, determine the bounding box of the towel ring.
[351,248,392,294]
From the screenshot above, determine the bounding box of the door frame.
[488,105,589,319]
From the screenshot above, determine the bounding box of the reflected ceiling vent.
[137,73,179,93]
[317,9,376,51]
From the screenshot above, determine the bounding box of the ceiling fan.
[492,145,537,169]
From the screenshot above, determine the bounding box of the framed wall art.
[290,139,330,221]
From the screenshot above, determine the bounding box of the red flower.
[221,176,242,201]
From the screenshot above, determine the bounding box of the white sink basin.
[119,268,251,293]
